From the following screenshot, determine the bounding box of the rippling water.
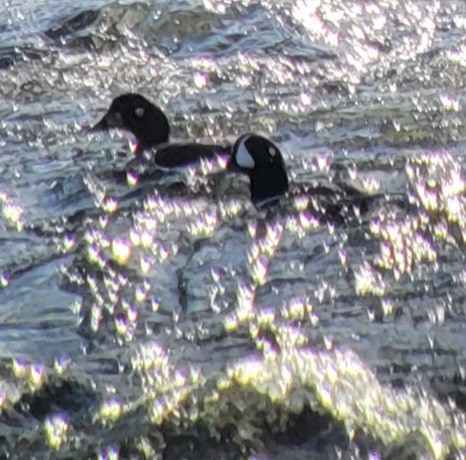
[1,0,466,458]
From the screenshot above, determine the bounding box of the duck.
[228,133,289,208]
[90,93,231,169]
[228,133,383,223]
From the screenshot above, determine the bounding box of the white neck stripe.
[254,194,283,209]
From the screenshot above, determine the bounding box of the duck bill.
[89,111,124,132]
[227,156,245,174]
[89,115,108,132]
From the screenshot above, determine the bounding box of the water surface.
[1,0,466,458]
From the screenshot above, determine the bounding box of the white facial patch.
[268,146,277,158]
[135,107,145,118]
[235,136,255,169]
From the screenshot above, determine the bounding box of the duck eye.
[268,147,277,158]
[135,107,145,118]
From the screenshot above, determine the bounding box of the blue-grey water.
[1,0,466,458]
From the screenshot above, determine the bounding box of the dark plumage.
[228,133,383,223]
[228,133,289,207]
[91,93,231,167]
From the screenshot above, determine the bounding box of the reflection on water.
[1,0,466,457]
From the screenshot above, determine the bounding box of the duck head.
[91,93,170,153]
[229,134,289,207]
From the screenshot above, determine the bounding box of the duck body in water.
[228,133,389,224]
[91,93,231,169]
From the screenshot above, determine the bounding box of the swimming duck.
[91,93,231,168]
[228,133,380,223]
[228,133,289,208]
